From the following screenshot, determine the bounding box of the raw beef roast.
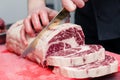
[53,55,118,78]
[6,20,85,66]
[47,45,105,67]
[6,20,118,79]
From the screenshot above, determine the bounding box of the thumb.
[47,8,58,20]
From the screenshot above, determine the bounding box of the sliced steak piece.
[46,45,105,67]
[6,20,85,66]
[53,55,118,79]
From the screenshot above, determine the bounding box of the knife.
[21,8,70,57]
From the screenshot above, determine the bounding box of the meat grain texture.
[6,20,118,79]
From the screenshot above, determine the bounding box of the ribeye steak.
[53,55,118,78]
[47,45,105,67]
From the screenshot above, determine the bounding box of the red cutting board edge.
[0,45,120,80]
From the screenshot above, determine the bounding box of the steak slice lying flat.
[6,20,85,66]
[53,55,118,78]
[47,45,105,67]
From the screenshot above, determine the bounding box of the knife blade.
[21,8,70,57]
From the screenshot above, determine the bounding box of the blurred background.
[0,0,27,25]
[0,0,74,25]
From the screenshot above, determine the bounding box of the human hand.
[20,7,58,45]
[62,0,88,12]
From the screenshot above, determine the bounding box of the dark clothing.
[75,0,120,54]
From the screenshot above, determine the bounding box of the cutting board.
[0,45,120,80]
